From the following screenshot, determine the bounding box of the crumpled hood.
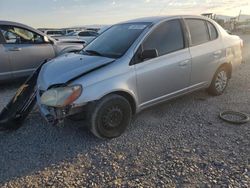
[37,53,115,90]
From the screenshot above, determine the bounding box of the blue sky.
[0,0,249,28]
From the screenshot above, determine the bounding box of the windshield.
[83,23,151,58]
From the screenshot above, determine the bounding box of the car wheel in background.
[89,94,132,139]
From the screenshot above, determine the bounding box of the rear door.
[185,18,223,87]
[0,25,55,78]
[0,30,12,81]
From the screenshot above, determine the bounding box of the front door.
[0,25,55,78]
[135,19,192,107]
[0,32,12,81]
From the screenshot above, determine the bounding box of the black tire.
[89,94,132,139]
[207,66,229,96]
[219,111,250,124]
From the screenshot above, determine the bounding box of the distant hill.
[216,14,250,22]
[239,14,250,21]
[216,15,232,21]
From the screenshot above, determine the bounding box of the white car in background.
[55,30,99,45]
[40,30,64,37]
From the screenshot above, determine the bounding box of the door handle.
[179,60,190,67]
[9,47,22,51]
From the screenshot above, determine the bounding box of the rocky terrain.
[0,34,249,187]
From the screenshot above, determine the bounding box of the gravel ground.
[0,35,250,187]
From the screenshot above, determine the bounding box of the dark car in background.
[55,30,99,45]
[0,21,84,82]
[39,29,64,37]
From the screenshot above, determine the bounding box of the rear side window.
[79,32,91,36]
[90,32,98,36]
[186,19,210,46]
[207,21,218,40]
[143,19,184,56]
[79,31,97,37]
[47,31,63,35]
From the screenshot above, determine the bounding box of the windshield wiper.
[85,50,103,57]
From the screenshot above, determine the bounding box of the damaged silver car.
[0,15,243,139]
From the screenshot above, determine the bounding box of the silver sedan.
[0,21,83,82]
[37,15,243,139]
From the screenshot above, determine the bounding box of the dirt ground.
[0,34,249,187]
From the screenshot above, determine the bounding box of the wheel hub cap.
[215,70,228,92]
[103,106,123,129]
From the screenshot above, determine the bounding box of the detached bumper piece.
[0,60,47,131]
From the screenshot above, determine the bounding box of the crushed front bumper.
[36,90,87,125]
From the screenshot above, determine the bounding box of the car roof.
[118,15,210,24]
[78,30,97,32]
[0,20,46,36]
[45,30,63,32]
[74,30,97,35]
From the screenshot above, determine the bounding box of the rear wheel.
[89,94,132,139]
[208,66,229,96]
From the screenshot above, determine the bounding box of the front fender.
[72,70,139,111]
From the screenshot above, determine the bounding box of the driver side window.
[1,29,18,43]
[0,26,44,44]
[142,19,185,56]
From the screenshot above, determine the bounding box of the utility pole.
[238,10,242,21]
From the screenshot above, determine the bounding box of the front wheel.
[89,94,132,139]
[207,66,229,96]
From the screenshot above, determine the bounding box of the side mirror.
[44,36,54,44]
[140,49,158,60]
[44,36,49,42]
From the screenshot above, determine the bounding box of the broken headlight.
[41,85,82,107]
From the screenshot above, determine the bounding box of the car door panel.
[0,44,13,81]
[185,19,224,86]
[0,25,56,78]
[189,39,223,86]
[134,19,192,107]
[3,43,55,78]
[136,48,192,106]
